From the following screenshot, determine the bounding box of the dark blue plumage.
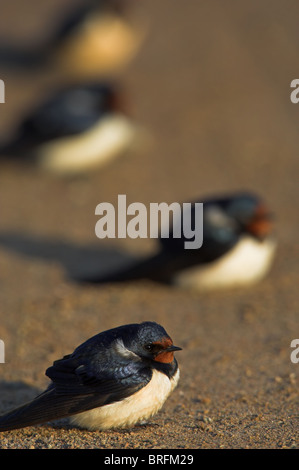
[0,83,119,152]
[0,82,136,174]
[0,322,181,432]
[79,191,276,288]
[0,1,131,69]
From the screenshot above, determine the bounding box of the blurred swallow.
[0,322,181,432]
[0,82,136,174]
[80,191,276,289]
[0,0,145,77]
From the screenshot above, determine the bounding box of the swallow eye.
[144,343,154,352]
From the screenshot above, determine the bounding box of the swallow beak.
[153,343,182,364]
[166,345,182,352]
[108,89,129,115]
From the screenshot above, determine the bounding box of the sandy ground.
[0,0,298,449]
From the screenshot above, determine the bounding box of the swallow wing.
[77,198,241,285]
[0,352,151,432]
[77,250,177,284]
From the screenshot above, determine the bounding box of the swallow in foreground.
[0,322,181,432]
[0,82,136,174]
[0,0,145,77]
[80,191,276,290]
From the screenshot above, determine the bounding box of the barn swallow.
[0,82,136,174]
[0,0,145,77]
[80,191,276,290]
[0,322,181,432]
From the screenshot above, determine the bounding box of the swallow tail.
[78,251,174,284]
[0,387,72,432]
[0,132,33,160]
[0,45,44,68]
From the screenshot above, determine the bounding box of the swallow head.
[119,321,182,365]
[220,192,274,241]
[62,84,125,119]
[242,201,273,240]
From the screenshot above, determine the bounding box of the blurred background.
[0,0,298,448]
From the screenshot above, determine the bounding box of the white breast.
[54,13,144,78]
[174,236,276,290]
[36,114,136,174]
[70,368,180,431]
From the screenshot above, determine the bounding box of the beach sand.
[0,0,298,449]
